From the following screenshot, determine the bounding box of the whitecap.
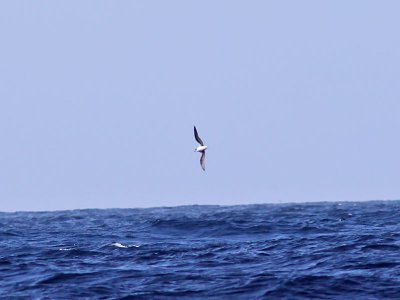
[111,242,140,248]
[112,242,128,248]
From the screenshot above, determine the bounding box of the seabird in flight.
[194,126,207,171]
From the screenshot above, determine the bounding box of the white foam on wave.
[112,242,128,248]
[111,242,140,248]
[59,247,73,251]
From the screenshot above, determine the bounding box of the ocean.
[1,201,400,299]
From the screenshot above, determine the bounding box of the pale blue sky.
[1,1,399,211]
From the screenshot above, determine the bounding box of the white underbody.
[195,145,207,152]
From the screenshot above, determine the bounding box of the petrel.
[194,126,207,171]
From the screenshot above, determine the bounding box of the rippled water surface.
[2,201,400,299]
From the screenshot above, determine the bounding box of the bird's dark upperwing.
[200,151,206,171]
[194,126,204,146]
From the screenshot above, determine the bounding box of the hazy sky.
[1,1,400,211]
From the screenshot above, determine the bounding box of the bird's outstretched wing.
[200,151,206,171]
[194,126,204,146]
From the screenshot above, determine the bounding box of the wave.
[2,201,400,298]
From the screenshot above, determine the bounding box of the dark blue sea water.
[2,201,400,299]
